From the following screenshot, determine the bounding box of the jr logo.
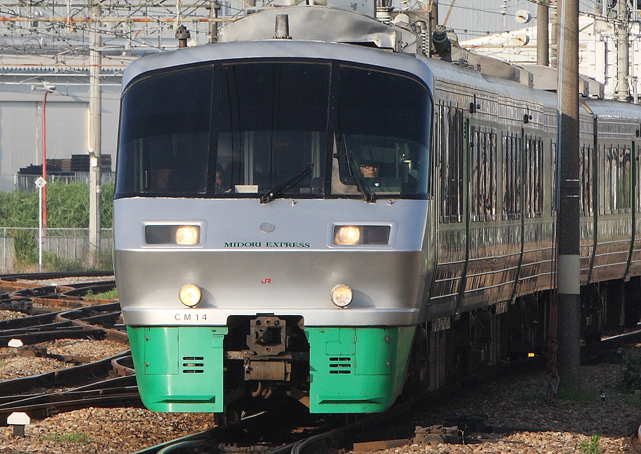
[261,278,272,284]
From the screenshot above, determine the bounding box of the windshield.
[116,59,432,200]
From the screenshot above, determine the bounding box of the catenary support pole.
[537,1,549,66]
[550,0,558,68]
[556,0,581,391]
[89,0,102,268]
[616,0,630,101]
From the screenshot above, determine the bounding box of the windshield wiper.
[260,164,314,204]
[343,143,375,203]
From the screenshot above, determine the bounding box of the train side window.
[525,136,532,218]
[441,106,463,223]
[524,134,543,218]
[469,126,497,222]
[432,104,442,201]
[503,132,520,220]
[489,131,497,220]
[470,127,480,221]
[579,146,586,216]
[502,134,509,220]
[551,141,557,216]
[622,147,632,212]
[579,145,594,217]
[604,144,609,215]
[597,144,604,215]
[532,137,543,218]
[609,146,617,212]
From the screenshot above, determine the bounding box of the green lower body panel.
[127,326,228,412]
[306,326,416,413]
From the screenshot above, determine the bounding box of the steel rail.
[0,351,131,395]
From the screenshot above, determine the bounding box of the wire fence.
[0,228,114,273]
[15,172,116,193]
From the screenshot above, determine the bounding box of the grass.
[41,432,92,443]
[579,435,602,454]
[85,287,119,300]
[555,387,598,402]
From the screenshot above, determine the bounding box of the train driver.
[360,161,380,178]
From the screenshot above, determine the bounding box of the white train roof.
[121,38,433,93]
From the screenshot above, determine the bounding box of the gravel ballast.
[0,335,639,453]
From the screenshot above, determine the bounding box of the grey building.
[0,71,121,191]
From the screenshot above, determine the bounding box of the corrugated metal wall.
[0,89,121,192]
[437,0,537,42]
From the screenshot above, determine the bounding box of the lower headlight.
[179,284,202,307]
[176,226,200,245]
[145,224,201,245]
[333,225,391,245]
[330,284,353,308]
[334,226,361,245]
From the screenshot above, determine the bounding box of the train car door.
[625,129,640,279]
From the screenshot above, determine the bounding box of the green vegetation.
[0,182,114,270]
[85,287,118,299]
[41,432,93,443]
[623,353,641,392]
[556,387,598,402]
[0,182,113,229]
[43,252,86,272]
[94,287,119,299]
[11,228,38,264]
[578,435,602,454]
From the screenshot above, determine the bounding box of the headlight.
[179,284,202,307]
[334,226,361,245]
[176,226,199,245]
[145,225,200,245]
[330,284,353,308]
[333,225,390,245]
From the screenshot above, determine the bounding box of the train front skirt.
[127,325,416,413]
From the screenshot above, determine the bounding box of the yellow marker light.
[179,284,202,307]
[334,226,361,245]
[176,226,199,245]
[331,284,353,308]
[528,352,535,358]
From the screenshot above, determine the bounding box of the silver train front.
[115,197,435,327]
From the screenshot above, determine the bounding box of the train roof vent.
[218,6,407,52]
[524,64,604,99]
[449,46,530,86]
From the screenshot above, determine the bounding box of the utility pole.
[616,0,630,101]
[208,1,219,43]
[89,0,102,268]
[556,0,581,391]
[550,0,558,68]
[537,0,550,66]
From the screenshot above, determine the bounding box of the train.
[113,3,641,418]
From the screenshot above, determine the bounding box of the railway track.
[1,273,640,454]
[131,327,641,454]
[0,301,126,344]
[0,271,117,311]
[0,272,137,426]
